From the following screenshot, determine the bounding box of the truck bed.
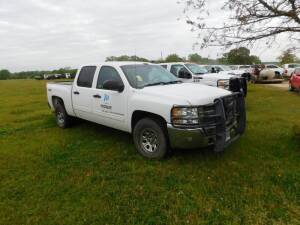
[47,81,73,85]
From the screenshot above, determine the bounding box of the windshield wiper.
[143,82,167,87]
[143,80,182,88]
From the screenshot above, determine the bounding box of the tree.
[249,55,262,64]
[106,55,149,62]
[188,53,219,64]
[188,53,203,63]
[165,54,185,62]
[182,0,300,48]
[277,48,299,65]
[0,69,11,80]
[220,47,261,64]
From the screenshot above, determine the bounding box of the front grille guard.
[229,78,248,97]
[198,93,246,152]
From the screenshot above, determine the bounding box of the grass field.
[0,79,300,225]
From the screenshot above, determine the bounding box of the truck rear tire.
[133,118,168,159]
[54,102,72,128]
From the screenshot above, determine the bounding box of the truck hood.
[138,83,231,105]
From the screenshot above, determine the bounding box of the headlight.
[217,79,230,90]
[171,107,199,127]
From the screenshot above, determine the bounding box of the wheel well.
[131,111,167,131]
[52,96,64,108]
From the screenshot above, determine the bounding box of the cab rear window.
[77,66,96,88]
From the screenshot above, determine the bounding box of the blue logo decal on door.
[103,94,110,103]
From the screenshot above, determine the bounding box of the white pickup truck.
[47,62,246,159]
[160,63,247,96]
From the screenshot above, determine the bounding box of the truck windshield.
[121,64,180,88]
[185,64,208,74]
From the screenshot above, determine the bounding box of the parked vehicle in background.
[204,65,251,81]
[65,73,71,79]
[229,65,238,70]
[44,74,56,80]
[54,74,64,79]
[236,65,252,73]
[265,64,284,76]
[283,64,300,78]
[47,62,246,159]
[289,67,300,94]
[251,65,284,84]
[160,62,247,96]
[34,75,43,80]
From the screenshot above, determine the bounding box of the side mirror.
[103,80,124,92]
[178,69,192,79]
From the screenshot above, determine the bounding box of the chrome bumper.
[167,124,212,149]
[167,124,240,149]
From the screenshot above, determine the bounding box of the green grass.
[0,80,300,225]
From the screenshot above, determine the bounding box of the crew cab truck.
[160,63,247,97]
[47,62,246,159]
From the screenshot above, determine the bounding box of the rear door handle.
[73,91,80,95]
[93,94,101,99]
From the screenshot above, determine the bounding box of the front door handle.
[93,94,101,99]
[73,91,80,95]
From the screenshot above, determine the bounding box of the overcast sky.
[0,0,297,72]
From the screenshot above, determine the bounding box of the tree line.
[1,47,299,80]
[0,67,77,80]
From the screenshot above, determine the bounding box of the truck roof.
[80,61,153,67]
[158,62,192,65]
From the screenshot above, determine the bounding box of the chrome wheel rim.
[140,128,158,153]
[57,111,65,125]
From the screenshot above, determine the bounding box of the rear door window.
[77,66,96,88]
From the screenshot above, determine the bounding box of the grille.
[195,93,242,137]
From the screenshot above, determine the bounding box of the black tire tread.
[54,101,72,128]
[133,117,168,159]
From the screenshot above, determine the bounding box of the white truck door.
[91,66,127,129]
[72,66,97,119]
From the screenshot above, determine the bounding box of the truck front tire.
[54,102,72,128]
[133,118,168,159]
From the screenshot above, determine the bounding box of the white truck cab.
[160,62,247,96]
[47,62,246,159]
